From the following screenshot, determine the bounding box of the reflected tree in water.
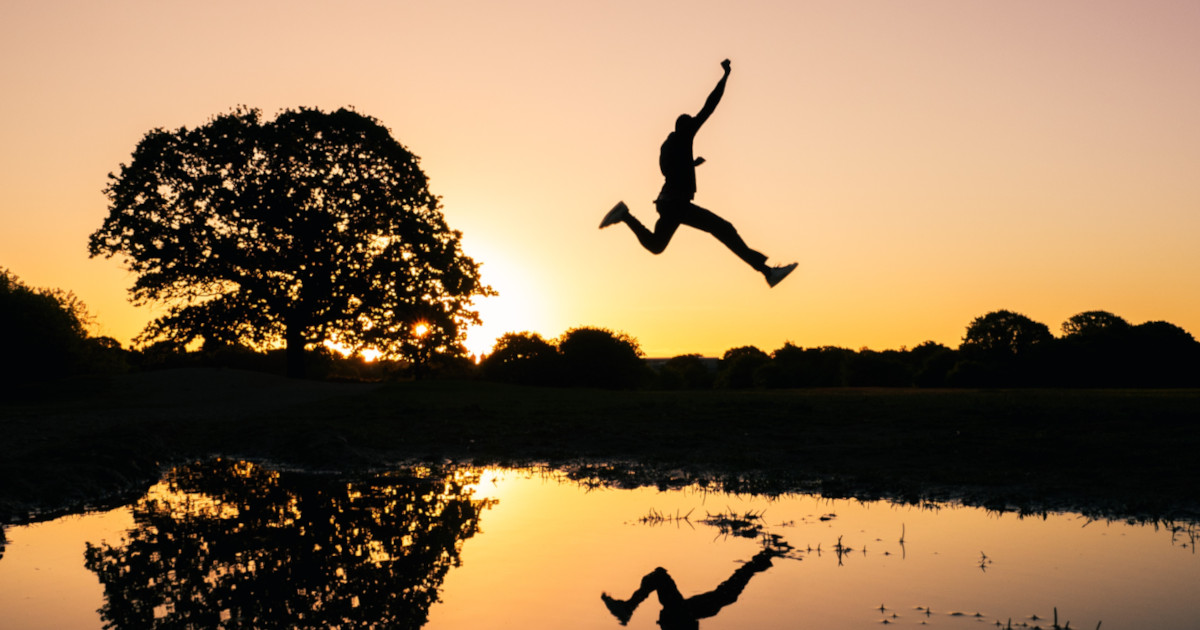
[83,459,494,629]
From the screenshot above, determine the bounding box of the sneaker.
[601,593,636,625]
[765,262,798,288]
[599,201,630,228]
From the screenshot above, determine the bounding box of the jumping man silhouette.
[600,59,797,287]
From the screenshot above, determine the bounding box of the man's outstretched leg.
[674,202,797,287]
[682,549,775,620]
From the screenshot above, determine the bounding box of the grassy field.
[3,368,1199,524]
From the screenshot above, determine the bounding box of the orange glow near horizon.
[3,1,1199,358]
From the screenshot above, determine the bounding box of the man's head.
[675,114,694,133]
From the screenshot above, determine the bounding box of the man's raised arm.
[693,59,732,129]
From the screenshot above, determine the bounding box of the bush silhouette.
[1126,321,1200,387]
[657,354,715,390]
[0,268,119,386]
[768,344,853,388]
[1061,310,1131,337]
[909,341,957,387]
[959,310,1053,386]
[846,350,911,386]
[480,332,561,386]
[716,346,770,389]
[481,307,1197,391]
[556,327,647,389]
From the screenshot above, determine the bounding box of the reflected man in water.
[601,548,776,629]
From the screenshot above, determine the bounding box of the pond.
[1,459,1196,629]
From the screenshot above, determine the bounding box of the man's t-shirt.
[658,129,697,202]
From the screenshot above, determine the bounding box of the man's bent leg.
[644,567,687,608]
[677,204,769,272]
[624,212,680,255]
[601,566,685,626]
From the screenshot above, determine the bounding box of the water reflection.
[602,548,778,630]
[3,462,1199,629]
[82,458,494,628]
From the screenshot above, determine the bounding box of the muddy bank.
[3,368,1198,524]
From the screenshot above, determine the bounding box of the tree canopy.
[1,267,88,377]
[961,310,1053,359]
[85,460,493,628]
[1061,310,1130,337]
[480,331,560,385]
[1,267,124,387]
[89,107,492,377]
[557,326,647,389]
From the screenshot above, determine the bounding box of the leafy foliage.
[478,327,646,388]
[956,310,1053,385]
[88,107,492,376]
[557,326,648,389]
[0,268,125,386]
[1061,310,1130,337]
[477,308,1198,390]
[657,354,715,390]
[479,331,561,385]
[715,345,770,389]
[84,459,493,629]
[961,310,1053,359]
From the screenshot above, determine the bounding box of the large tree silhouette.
[84,459,494,629]
[88,107,493,377]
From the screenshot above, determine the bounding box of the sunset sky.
[3,0,1198,358]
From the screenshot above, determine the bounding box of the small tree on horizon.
[556,326,646,389]
[953,310,1053,386]
[1061,310,1131,337]
[89,107,493,378]
[960,310,1052,358]
[716,345,770,389]
[480,331,561,385]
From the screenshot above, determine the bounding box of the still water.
[1,459,1196,629]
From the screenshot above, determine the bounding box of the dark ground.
[3,368,1198,525]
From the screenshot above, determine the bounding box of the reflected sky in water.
[1,461,1197,629]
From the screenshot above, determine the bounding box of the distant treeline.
[5,267,1198,389]
[481,310,1200,389]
